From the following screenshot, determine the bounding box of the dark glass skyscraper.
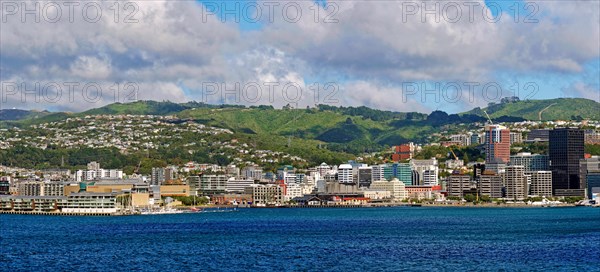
[549,128,584,195]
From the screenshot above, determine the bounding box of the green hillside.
[464,98,600,121]
[176,106,435,152]
[0,109,52,121]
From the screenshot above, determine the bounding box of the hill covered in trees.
[463,98,600,121]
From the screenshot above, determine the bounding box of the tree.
[464,194,477,202]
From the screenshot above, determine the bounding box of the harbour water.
[1,207,599,271]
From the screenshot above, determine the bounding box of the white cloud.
[1,0,598,112]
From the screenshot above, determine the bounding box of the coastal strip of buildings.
[1,127,600,215]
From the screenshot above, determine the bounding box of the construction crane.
[483,110,493,125]
[448,147,459,161]
[134,160,142,174]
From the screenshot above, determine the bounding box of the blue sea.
[1,207,599,271]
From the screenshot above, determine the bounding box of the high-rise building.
[337,164,354,184]
[504,165,527,200]
[579,157,600,196]
[549,128,585,196]
[316,163,331,177]
[526,129,550,142]
[586,171,600,200]
[527,171,552,197]
[151,167,165,186]
[422,170,438,186]
[371,164,386,182]
[473,163,486,179]
[470,133,481,146]
[510,152,549,171]
[584,129,600,145]
[242,166,263,180]
[478,172,503,199]
[392,143,415,162]
[485,125,511,163]
[485,162,506,175]
[394,163,413,186]
[0,177,9,195]
[358,166,372,188]
[510,132,523,144]
[447,174,471,198]
[410,158,438,186]
[450,134,471,146]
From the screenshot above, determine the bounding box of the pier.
[0,210,123,216]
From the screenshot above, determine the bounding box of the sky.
[0,0,598,113]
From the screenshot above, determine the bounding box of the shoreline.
[2,203,593,216]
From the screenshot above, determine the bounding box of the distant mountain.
[463,98,600,121]
[0,109,52,121]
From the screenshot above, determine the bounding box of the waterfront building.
[0,195,65,212]
[284,183,303,201]
[549,128,585,196]
[504,166,527,200]
[62,192,119,214]
[369,178,407,200]
[405,185,442,200]
[447,174,472,198]
[510,152,549,171]
[478,172,503,199]
[485,124,511,163]
[362,189,391,200]
[527,171,552,197]
[245,184,283,205]
[199,175,228,194]
[225,179,255,194]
